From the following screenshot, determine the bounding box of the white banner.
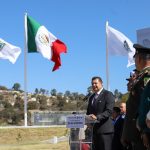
[66,114,85,128]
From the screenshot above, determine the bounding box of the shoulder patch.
[144,77,150,86]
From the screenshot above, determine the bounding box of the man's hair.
[113,107,121,113]
[92,76,103,83]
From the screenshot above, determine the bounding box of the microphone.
[78,92,93,110]
[83,92,93,101]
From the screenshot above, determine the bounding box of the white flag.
[0,38,21,64]
[106,24,135,67]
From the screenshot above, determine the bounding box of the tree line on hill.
[0,83,128,125]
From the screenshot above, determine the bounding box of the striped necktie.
[92,93,99,105]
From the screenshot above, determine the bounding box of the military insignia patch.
[0,40,6,51]
[144,77,150,86]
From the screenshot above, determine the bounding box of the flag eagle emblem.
[0,40,6,51]
[38,33,49,46]
[124,40,132,52]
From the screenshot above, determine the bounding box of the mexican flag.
[25,15,67,71]
[0,38,21,64]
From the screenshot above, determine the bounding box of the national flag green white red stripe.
[0,38,21,64]
[25,15,67,71]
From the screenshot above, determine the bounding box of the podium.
[67,114,97,150]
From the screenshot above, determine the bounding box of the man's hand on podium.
[89,114,97,120]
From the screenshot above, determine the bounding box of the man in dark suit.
[119,102,126,119]
[86,76,115,150]
[112,107,124,150]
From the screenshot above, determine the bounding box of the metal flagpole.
[24,13,28,127]
[106,21,110,90]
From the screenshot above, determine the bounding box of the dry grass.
[0,142,69,150]
[0,127,70,150]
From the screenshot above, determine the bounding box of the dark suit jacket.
[86,88,115,134]
[112,115,124,150]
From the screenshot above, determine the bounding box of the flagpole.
[24,13,28,127]
[106,21,110,90]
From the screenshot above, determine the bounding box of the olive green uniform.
[137,67,150,148]
[122,68,150,150]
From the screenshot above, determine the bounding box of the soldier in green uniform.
[137,80,150,149]
[121,43,150,150]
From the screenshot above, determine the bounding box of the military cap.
[133,44,150,57]
[133,69,137,72]
[126,70,137,81]
[126,77,131,81]
[126,73,132,81]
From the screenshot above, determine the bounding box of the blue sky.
[0,0,149,95]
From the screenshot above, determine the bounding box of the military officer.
[137,79,150,149]
[121,43,150,150]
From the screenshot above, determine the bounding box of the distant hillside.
[0,87,87,125]
[0,84,128,126]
